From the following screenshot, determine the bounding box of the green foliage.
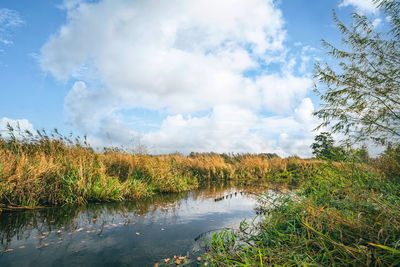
[314,0,400,145]
[377,144,400,179]
[205,160,400,266]
[311,132,346,160]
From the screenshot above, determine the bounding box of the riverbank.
[205,159,400,266]
[1,134,319,208]
[1,135,399,265]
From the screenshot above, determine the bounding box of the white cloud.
[339,0,378,13]
[82,98,318,157]
[0,8,23,48]
[372,18,382,28]
[0,117,35,139]
[41,0,318,157]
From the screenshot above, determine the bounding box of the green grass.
[204,160,400,266]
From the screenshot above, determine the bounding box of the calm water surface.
[0,183,285,266]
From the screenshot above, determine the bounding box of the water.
[0,183,285,266]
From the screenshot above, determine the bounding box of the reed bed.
[0,132,320,208]
[205,160,400,266]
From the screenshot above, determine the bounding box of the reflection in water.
[0,182,286,267]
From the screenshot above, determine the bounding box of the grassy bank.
[0,133,320,208]
[2,132,399,265]
[205,159,400,266]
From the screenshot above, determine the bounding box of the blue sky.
[0,0,384,156]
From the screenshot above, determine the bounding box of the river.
[0,182,285,266]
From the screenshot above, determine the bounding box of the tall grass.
[0,130,319,208]
[205,158,400,266]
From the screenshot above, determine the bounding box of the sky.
[0,0,385,157]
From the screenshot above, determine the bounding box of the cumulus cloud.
[0,117,35,138]
[339,0,378,13]
[41,0,318,157]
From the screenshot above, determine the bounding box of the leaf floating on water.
[153,263,159,267]
[44,243,50,247]
[160,228,165,231]
[163,258,170,263]
[35,245,42,249]
[39,236,46,239]
[136,232,142,235]
[57,230,62,234]
[92,218,97,221]
[75,228,83,232]
[43,232,49,235]
[178,256,185,260]
[4,249,13,252]
[175,259,182,265]
[210,219,214,222]
[19,246,25,249]
[119,223,124,225]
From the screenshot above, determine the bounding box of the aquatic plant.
[205,159,400,266]
[0,129,320,208]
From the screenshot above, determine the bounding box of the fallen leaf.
[43,232,49,235]
[75,228,83,232]
[92,218,97,221]
[204,262,208,266]
[44,243,50,247]
[153,263,159,267]
[163,258,170,263]
[197,257,202,261]
[57,230,62,234]
[175,259,182,265]
[39,236,46,239]
[19,246,25,249]
[178,256,185,260]
[136,232,141,235]
[4,249,13,252]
